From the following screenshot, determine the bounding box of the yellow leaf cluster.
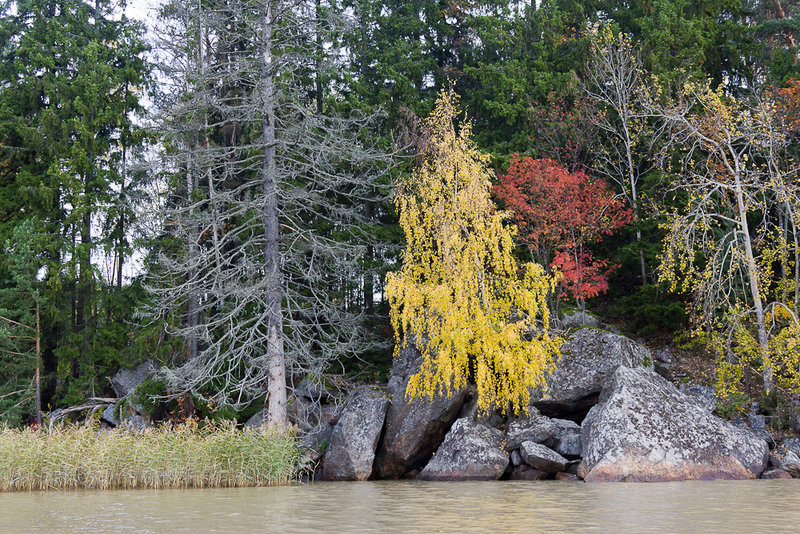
[386,89,560,415]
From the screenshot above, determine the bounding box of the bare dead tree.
[581,28,654,286]
[142,0,392,428]
[653,81,800,392]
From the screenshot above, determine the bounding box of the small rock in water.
[555,472,580,481]
[509,465,550,481]
[761,468,792,480]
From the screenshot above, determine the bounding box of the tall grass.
[0,421,301,491]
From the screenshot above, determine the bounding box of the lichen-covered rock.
[519,441,568,473]
[679,384,717,413]
[532,328,651,417]
[775,450,800,477]
[545,418,582,458]
[111,360,158,398]
[117,414,151,432]
[560,310,600,329]
[321,387,388,481]
[419,418,508,481]
[375,341,469,478]
[506,408,556,450]
[580,366,769,482]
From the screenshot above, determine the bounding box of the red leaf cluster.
[494,157,632,301]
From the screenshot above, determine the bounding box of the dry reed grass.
[0,421,300,491]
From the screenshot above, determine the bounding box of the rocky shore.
[301,326,800,482]
[95,321,800,483]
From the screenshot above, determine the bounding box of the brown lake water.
[1,479,798,533]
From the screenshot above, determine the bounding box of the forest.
[2,0,800,431]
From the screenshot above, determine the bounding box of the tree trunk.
[735,173,773,392]
[624,119,647,286]
[34,295,41,425]
[262,0,287,429]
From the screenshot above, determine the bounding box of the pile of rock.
[100,360,159,430]
[315,325,786,483]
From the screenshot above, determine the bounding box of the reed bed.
[0,421,301,491]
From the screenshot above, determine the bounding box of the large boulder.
[419,418,509,481]
[532,328,651,418]
[111,360,158,398]
[580,366,769,482]
[374,340,469,478]
[321,387,389,481]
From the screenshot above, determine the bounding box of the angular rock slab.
[111,360,158,398]
[519,441,568,473]
[532,328,651,417]
[420,418,509,481]
[375,341,468,478]
[322,387,389,481]
[580,366,769,482]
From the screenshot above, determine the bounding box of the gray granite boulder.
[506,407,557,450]
[294,376,334,403]
[779,437,800,455]
[561,310,600,329]
[111,360,158,398]
[375,340,469,478]
[519,441,568,473]
[101,403,119,427]
[419,418,509,481]
[117,414,151,432]
[773,450,800,477]
[679,384,718,413]
[545,418,582,458]
[322,387,389,481]
[532,328,652,417]
[580,366,769,482]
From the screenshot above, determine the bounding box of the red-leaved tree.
[494,157,632,312]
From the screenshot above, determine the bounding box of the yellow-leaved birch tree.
[386,89,560,415]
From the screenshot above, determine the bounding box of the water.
[1,480,798,533]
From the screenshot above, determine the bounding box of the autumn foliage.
[386,90,560,415]
[494,157,632,302]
